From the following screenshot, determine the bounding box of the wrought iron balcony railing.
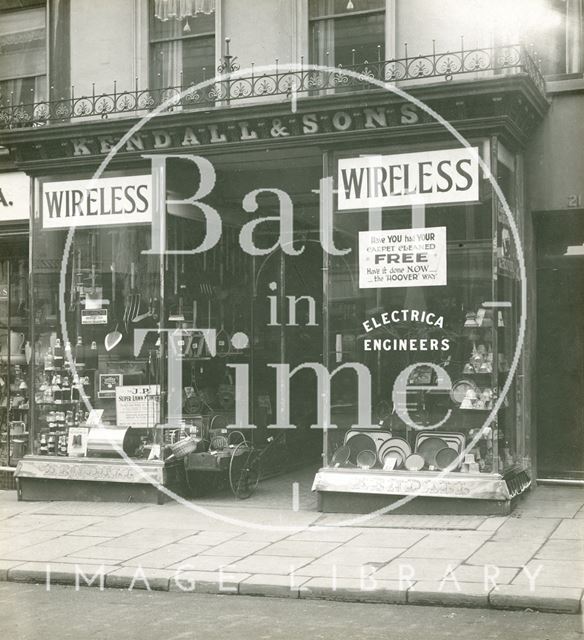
[0,43,545,130]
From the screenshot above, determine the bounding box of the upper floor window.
[0,1,46,106]
[541,0,583,76]
[149,0,216,92]
[309,0,385,69]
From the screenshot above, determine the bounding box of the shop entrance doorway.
[536,211,584,480]
[173,147,326,501]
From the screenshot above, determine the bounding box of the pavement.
[0,470,582,615]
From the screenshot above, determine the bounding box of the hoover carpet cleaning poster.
[359,226,447,289]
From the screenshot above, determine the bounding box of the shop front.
[6,72,545,513]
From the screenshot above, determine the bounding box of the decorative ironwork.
[0,43,546,130]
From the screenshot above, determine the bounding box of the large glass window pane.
[310,11,385,68]
[324,144,509,478]
[31,175,161,461]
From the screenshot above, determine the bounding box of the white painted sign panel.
[359,226,447,289]
[42,175,152,229]
[0,171,30,221]
[115,385,160,428]
[338,148,480,210]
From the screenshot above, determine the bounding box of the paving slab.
[169,555,241,572]
[1,536,111,562]
[227,555,315,575]
[39,516,104,532]
[8,561,116,586]
[96,529,193,549]
[373,558,462,583]
[239,573,311,598]
[350,529,428,548]
[284,528,363,543]
[300,576,408,604]
[491,517,560,540]
[203,506,321,529]
[0,529,62,551]
[105,567,174,591]
[511,559,584,589]
[466,540,543,567]
[63,545,146,562]
[443,564,518,585]
[122,543,210,569]
[489,584,583,613]
[200,540,270,557]
[0,515,71,532]
[178,531,242,546]
[231,529,300,542]
[550,519,584,540]
[534,539,584,561]
[317,546,404,566]
[255,540,341,558]
[401,532,489,560]
[524,486,584,502]
[33,502,146,517]
[294,563,381,579]
[168,569,250,594]
[476,516,507,532]
[69,522,142,537]
[513,502,584,518]
[408,580,491,607]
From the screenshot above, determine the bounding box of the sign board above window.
[0,172,30,222]
[42,176,152,229]
[337,148,480,210]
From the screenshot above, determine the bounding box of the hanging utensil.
[216,238,230,356]
[105,233,122,352]
[130,262,143,323]
[124,262,140,330]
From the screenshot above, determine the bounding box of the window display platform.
[14,456,181,504]
[313,468,530,515]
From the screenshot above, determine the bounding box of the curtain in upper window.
[149,0,215,93]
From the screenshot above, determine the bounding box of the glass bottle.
[44,347,54,371]
[86,341,98,369]
[53,338,63,368]
[75,336,85,369]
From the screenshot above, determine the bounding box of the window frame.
[0,2,48,103]
[147,0,217,91]
[308,1,387,70]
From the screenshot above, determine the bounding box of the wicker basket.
[167,436,200,459]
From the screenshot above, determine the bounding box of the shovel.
[105,235,122,352]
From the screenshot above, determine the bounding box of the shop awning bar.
[0,43,545,130]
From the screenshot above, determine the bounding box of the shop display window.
[0,253,30,466]
[29,167,259,466]
[30,173,163,460]
[322,143,529,481]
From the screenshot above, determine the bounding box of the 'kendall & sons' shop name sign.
[67,104,423,157]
